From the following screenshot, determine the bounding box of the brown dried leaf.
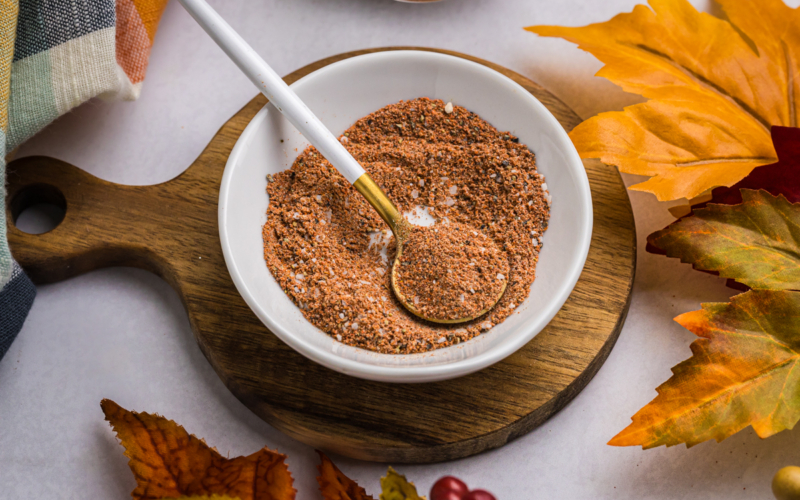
[164,497,240,500]
[316,451,375,500]
[101,399,296,500]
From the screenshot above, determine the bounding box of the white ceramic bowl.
[219,51,592,383]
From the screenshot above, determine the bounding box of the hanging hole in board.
[9,184,67,235]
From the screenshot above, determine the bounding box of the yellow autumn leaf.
[526,0,800,201]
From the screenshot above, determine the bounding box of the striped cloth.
[0,0,168,361]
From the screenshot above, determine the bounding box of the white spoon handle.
[178,0,366,184]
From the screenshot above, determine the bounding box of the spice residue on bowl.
[263,97,550,354]
[393,223,509,322]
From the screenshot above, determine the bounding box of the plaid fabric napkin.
[0,0,168,361]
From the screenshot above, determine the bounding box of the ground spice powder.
[394,223,509,321]
[263,98,550,354]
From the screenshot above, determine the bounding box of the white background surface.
[3,0,800,498]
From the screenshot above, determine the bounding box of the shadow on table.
[605,425,800,499]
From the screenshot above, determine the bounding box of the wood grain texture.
[5,48,636,463]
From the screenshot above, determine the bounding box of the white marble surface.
[3,0,800,498]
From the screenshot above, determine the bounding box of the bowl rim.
[218,50,593,382]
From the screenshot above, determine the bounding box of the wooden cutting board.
[5,48,636,464]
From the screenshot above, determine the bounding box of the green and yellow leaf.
[648,189,800,290]
[379,468,424,500]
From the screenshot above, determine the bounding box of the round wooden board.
[5,48,636,463]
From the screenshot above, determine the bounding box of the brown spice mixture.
[394,223,509,321]
[262,97,550,354]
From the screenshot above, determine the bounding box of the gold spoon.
[179,0,505,322]
[354,176,507,324]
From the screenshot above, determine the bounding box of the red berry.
[432,491,464,500]
[431,476,469,500]
[463,490,497,500]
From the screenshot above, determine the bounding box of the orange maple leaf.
[609,290,800,448]
[527,0,800,201]
[101,399,296,500]
[316,451,375,500]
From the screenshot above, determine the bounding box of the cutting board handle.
[5,155,191,285]
[5,94,262,289]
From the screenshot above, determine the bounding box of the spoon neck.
[353,173,411,243]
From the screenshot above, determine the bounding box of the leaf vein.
[654,356,798,433]
[630,43,772,133]
[674,157,775,167]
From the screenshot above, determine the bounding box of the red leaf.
[707,126,800,206]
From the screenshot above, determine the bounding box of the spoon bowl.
[354,175,507,323]
[390,237,509,324]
